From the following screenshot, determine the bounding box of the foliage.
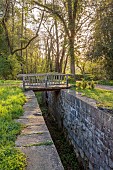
[0,54,21,80]
[88,0,113,79]
[76,80,95,90]
[0,24,9,55]
[77,82,82,89]
[1,0,113,81]
[68,74,85,85]
[0,86,26,169]
[89,81,95,90]
[0,146,26,170]
[80,59,106,80]
[0,119,21,146]
[82,79,87,89]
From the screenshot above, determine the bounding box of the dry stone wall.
[46,89,113,170]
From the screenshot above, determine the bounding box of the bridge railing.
[18,73,73,89]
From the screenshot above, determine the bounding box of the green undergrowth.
[0,86,26,170]
[76,80,95,90]
[74,88,113,109]
[0,146,26,170]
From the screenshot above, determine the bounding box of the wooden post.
[66,75,68,87]
[59,75,60,84]
[45,75,47,87]
[23,76,25,90]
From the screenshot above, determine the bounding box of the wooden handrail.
[17,73,74,90]
[17,73,74,77]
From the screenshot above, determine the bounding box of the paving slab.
[21,124,48,135]
[20,145,64,170]
[16,117,45,126]
[16,131,52,147]
[15,90,64,170]
[20,111,42,119]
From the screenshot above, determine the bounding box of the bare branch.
[12,11,44,55]
[33,1,70,38]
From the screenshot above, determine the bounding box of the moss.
[24,141,53,147]
[20,132,44,136]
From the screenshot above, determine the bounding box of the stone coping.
[63,89,113,117]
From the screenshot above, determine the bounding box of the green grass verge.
[0,86,26,170]
[0,80,22,86]
[73,88,113,109]
[97,80,113,86]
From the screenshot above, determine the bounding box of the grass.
[0,80,22,86]
[20,132,44,136]
[24,141,53,147]
[74,88,113,109]
[97,80,113,86]
[0,86,26,170]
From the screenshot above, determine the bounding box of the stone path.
[96,84,113,91]
[15,90,64,170]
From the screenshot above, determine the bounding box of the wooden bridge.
[18,73,73,91]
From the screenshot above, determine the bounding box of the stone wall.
[46,89,113,170]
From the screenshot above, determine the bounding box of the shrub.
[82,79,87,89]
[76,80,95,90]
[0,146,26,170]
[77,82,82,89]
[90,80,95,89]
[0,119,21,146]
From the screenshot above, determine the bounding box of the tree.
[0,0,97,78]
[0,0,45,77]
[41,15,68,73]
[33,0,80,75]
[88,0,113,79]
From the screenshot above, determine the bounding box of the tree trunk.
[69,36,75,75]
[55,19,60,72]
[11,0,15,50]
[59,35,67,73]
[63,55,68,74]
[20,0,24,74]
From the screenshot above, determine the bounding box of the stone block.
[79,148,84,159]
[89,162,94,170]
[76,98,81,108]
[99,166,104,170]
